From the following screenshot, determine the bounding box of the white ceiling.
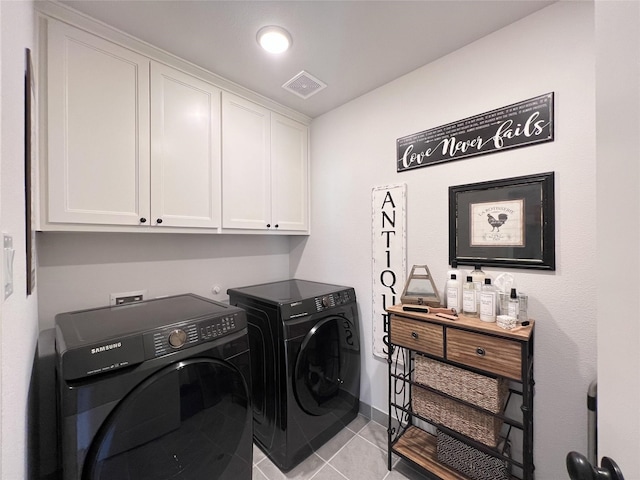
[59,0,555,119]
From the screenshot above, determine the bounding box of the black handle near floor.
[566,451,625,480]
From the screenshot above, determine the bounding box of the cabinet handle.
[157,218,163,224]
[140,218,147,223]
[275,224,279,228]
[266,224,271,228]
[411,332,419,339]
[476,347,486,357]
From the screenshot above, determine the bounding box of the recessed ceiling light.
[257,26,292,54]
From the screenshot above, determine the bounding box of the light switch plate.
[4,234,14,299]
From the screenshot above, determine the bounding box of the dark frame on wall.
[449,172,555,270]
[25,48,36,295]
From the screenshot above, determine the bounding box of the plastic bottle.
[479,278,497,322]
[518,293,529,322]
[508,288,520,319]
[470,265,486,314]
[494,273,516,315]
[462,276,478,317]
[470,264,487,286]
[442,260,464,313]
[445,274,462,314]
[444,261,462,303]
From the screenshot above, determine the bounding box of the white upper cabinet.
[45,20,222,230]
[47,20,150,226]
[271,113,309,232]
[42,15,308,234]
[222,93,309,232]
[221,93,271,229]
[150,62,221,228]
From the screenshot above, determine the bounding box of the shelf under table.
[392,425,467,480]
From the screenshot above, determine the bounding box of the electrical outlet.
[109,289,147,306]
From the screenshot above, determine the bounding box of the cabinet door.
[150,63,221,228]
[221,93,271,229]
[47,20,150,225]
[271,113,309,231]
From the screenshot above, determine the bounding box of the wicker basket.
[412,387,502,447]
[436,429,510,480]
[414,356,509,414]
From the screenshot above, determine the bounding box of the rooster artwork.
[487,213,508,232]
[470,199,523,247]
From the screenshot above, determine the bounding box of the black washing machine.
[227,279,361,472]
[55,294,252,480]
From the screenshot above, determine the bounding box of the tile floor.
[252,415,431,480]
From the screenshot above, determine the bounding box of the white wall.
[0,1,40,479]
[595,1,640,478]
[293,3,596,478]
[37,232,292,329]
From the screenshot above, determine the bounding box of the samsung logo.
[91,342,122,354]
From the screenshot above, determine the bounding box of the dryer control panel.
[281,288,356,320]
[146,311,243,358]
[314,290,353,311]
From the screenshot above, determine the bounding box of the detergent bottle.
[462,276,479,317]
[445,273,462,314]
[479,278,497,322]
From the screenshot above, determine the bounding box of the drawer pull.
[476,347,486,357]
[411,332,419,339]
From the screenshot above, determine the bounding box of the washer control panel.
[146,312,241,358]
[56,294,247,381]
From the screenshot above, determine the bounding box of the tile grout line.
[354,431,395,480]
[317,433,358,469]
[309,462,350,480]
[314,417,370,466]
[252,462,270,480]
[324,426,391,480]
[355,428,387,454]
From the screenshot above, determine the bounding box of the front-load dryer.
[55,294,252,480]
[227,279,361,471]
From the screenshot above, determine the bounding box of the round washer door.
[293,315,360,416]
[83,358,251,480]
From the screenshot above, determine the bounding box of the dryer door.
[82,358,251,480]
[293,315,360,417]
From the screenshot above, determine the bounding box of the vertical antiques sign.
[372,184,406,359]
[397,92,554,172]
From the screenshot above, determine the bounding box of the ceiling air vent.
[282,71,327,99]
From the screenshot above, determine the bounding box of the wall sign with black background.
[397,93,554,172]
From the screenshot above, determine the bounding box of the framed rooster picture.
[449,172,555,270]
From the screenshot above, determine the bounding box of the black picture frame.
[25,48,36,295]
[449,172,555,270]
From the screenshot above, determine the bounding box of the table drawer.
[446,329,522,380]
[390,316,444,357]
